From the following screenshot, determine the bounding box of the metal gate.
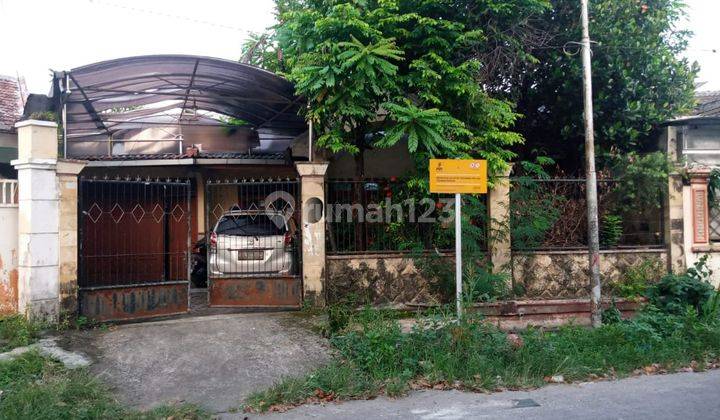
[78,177,192,321]
[205,178,301,308]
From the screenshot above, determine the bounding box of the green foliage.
[647,255,717,316]
[610,152,671,215]
[248,305,720,411]
[600,214,623,248]
[708,169,720,209]
[509,158,562,250]
[28,111,57,122]
[610,258,664,299]
[272,0,544,174]
[0,351,208,419]
[463,264,509,303]
[602,301,623,325]
[0,315,42,352]
[515,0,697,168]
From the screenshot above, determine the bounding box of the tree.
[265,0,549,178]
[513,0,698,171]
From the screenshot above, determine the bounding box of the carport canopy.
[54,55,307,148]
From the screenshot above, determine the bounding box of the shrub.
[0,315,43,352]
[610,258,664,300]
[600,214,623,248]
[647,256,716,316]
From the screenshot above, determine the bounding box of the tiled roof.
[76,151,287,162]
[694,90,720,117]
[0,75,25,132]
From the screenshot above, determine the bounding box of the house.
[0,74,26,178]
[661,90,720,282]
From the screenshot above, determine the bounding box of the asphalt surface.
[245,369,720,420]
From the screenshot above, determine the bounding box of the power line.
[88,0,254,33]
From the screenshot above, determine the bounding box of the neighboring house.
[0,75,26,178]
[662,90,720,282]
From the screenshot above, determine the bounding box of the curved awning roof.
[56,55,306,143]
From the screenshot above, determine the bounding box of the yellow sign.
[429,159,488,194]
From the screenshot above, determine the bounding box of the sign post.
[429,159,487,318]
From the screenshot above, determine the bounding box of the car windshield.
[215,214,286,236]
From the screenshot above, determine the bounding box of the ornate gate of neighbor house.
[78,177,192,321]
[205,178,301,308]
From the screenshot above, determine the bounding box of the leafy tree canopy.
[513,0,698,171]
[258,0,550,177]
[245,0,698,176]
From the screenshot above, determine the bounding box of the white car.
[209,210,296,277]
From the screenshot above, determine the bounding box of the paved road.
[244,369,720,420]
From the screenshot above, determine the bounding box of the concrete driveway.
[60,312,330,413]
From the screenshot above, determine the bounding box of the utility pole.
[581,0,602,327]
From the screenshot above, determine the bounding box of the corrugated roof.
[56,55,306,147]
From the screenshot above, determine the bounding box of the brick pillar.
[295,162,329,306]
[665,171,686,273]
[56,160,86,316]
[12,120,60,321]
[488,167,512,276]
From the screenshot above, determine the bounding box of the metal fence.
[510,178,665,250]
[205,178,301,277]
[78,177,192,289]
[325,179,485,254]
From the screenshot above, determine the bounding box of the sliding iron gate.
[78,177,192,321]
[205,178,301,308]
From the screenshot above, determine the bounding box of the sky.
[0,0,718,94]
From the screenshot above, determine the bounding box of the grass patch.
[246,304,720,412]
[0,315,43,352]
[0,351,208,419]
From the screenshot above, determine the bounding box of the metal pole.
[581,0,602,327]
[455,193,462,318]
[308,117,313,162]
[63,73,70,159]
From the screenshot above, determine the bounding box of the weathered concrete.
[326,254,447,306]
[0,182,18,314]
[251,369,720,420]
[488,167,512,276]
[296,162,329,306]
[12,120,60,321]
[512,249,667,299]
[60,312,330,412]
[56,159,85,316]
[0,337,91,369]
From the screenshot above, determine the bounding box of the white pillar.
[12,120,60,321]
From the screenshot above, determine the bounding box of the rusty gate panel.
[78,177,192,321]
[205,178,302,308]
[79,282,189,322]
[209,277,301,307]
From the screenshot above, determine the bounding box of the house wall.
[327,249,668,305]
[0,204,18,314]
[683,184,720,287]
[67,126,259,157]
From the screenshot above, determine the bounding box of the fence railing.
[325,179,487,254]
[0,180,18,207]
[510,178,665,251]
